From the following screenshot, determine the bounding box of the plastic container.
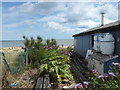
[100,33,115,55]
[94,34,102,52]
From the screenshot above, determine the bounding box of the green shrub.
[39,50,73,83]
[23,36,73,84]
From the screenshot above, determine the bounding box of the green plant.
[67,46,73,52]
[23,36,30,48]
[88,63,120,89]
[23,36,73,85]
[23,36,46,65]
[75,63,120,89]
[45,39,57,47]
[39,50,73,83]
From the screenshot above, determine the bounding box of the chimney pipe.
[101,12,104,26]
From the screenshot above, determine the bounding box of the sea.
[0,39,74,48]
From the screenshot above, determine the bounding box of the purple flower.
[114,63,120,65]
[98,75,104,78]
[92,69,97,72]
[49,46,53,49]
[108,72,116,77]
[68,53,71,56]
[83,81,89,86]
[75,83,81,88]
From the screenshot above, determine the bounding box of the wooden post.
[25,48,29,66]
[35,77,44,89]
[2,53,11,72]
[0,52,2,90]
[43,75,50,88]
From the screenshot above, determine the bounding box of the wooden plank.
[71,59,87,81]
[43,76,50,88]
[70,60,83,81]
[35,77,44,89]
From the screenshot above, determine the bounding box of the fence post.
[0,52,2,90]
[25,48,29,66]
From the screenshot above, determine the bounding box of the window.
[90,35,94,49]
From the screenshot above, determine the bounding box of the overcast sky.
[2,2,119,40]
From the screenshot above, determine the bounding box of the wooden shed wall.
[104,57,120,73]
[111,30,120,56]
[74,25,120,58]
[74,34,90,57]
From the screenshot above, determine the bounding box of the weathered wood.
[25,48,29,66]
[2,53,11,72]
[34,75,50,90]
[70,61,83,82]
[43,76,50,88]
[35,77,43,89]
[70,54,89,82]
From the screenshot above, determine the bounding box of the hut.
[72,20,120,74]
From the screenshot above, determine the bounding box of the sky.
[1,1,119,40]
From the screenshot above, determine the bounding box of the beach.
[1,41,74,88]
[0,42,74,74]
[0,47,23,52]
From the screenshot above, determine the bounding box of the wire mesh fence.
[1,49,25,74]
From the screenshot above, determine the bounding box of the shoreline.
[0,47,24,53]
[0,45,74,52]
[1,39,74,49]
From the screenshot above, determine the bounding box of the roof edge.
[73,20,120,37]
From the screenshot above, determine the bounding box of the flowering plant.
[75,62,120,89]
[89,62,120,89]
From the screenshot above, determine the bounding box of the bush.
[23,36,73,85]
[39,49,73,83]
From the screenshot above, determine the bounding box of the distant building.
[73,20,120,74]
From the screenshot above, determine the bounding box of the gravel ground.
[2,68,39,88]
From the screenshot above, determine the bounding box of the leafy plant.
[23,36,73,85]
[23,36,30,48]
[45,39,57,47]
[75,63,120,89]
[39,50,73,83]
[88,63,120,89]
[23,36,46,65]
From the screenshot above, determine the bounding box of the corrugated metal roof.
[73,20,120,37]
